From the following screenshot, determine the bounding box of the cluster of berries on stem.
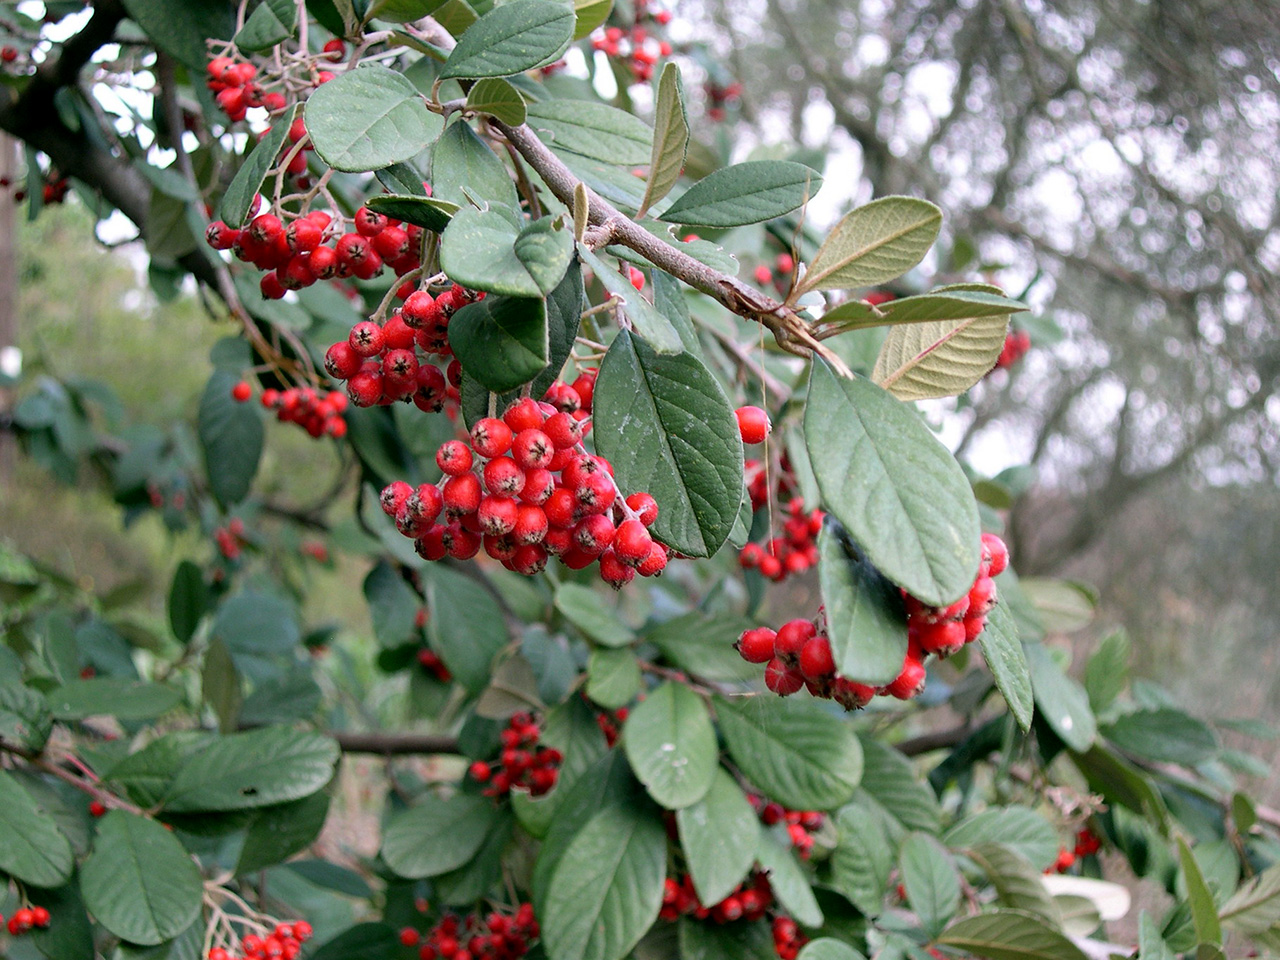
[379,393,667,586]
[401,904,538,960]
[751,796,825,859]
[903,532,1008,659]
[214,516,249,562]
[992,328,1032,371]
[326,285,476,410]
[659,871,776,924]
[738,498,823,582]
[206,55,287,123]
[234,380,350,439]
[468,713,563,798]
[4,905,51,937]
[588,1,674,84]
[206,920,313,960]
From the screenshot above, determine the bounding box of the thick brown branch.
[489,119,851,376]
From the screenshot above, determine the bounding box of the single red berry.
[322,37,346,60]
[798,635,836,681]
[348,321,385,357]
[774,618,816,661]
[89,799,107,817]
[916,619,966,657]
[776,252,795,273]
[400,928,422,947]
[483,456,526,496]
[30,906,50,928]
[436,439,474,476]
[511,543,549,575]
[613,519,653,566]
[737,627,777,663]
[637,542,669,576]
[753,264,773,285]
[981,532,1009,577]
[478,496,519,536]
[886,657,927,700]
[599,549,635,589]
[513,429,554,469]
[968,576,997,616]
[231,380,252,403]
[735,405,771,444]
[764,658,804,696]
[443,473,483,517]
[625,491,659,526]
[471,418,514,458]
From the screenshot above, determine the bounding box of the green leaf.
[645,612,760,683]
[660,161,821,228]
[431,119,520,209]
[1026,643,1097,752]
[805,361,980,607]
[944,806,1059,872]
[0,683,53,752]
[900,833,961,938]
[593,329,745,557]
[305,65,439,172]
[1178,837,1223,946]
[164,726,339,812]
[1219,863,1280,937]
[829,801,894,917]
[822,290,1027,330]
[464,77,527,124]
[0,770,74,886]
[46,678,182,721]
[967,843,1059,923]
[638,62,689,218]
[364,560,420,648]
[525,99,653,166]
[1084,630,1130,714]
[1018,577,1097,633]
[1102,708,1218,766]
[202,636,242,734]
[678,918,778,960]
[586,647,642,710]
[309,923,402,960]
[26,877,95,960]
[235,0,297,51]
[368,0,450,22]
[538,786,666,960]
[555,582,635,647]
[872,314,1010,401]
[382,793,502,878]
[573,0,614,38]
[755,825,824,927]
[577,247,682,352]
[198,370,264,507]
[475,653,544,719]
[817,524,908,685]
[623,681,718,809]
[210,591,300,673]
[716,695,862,811]
[167,560,207,645]
[105,733,211,808]
[1071,744,1168,827]
[450,295,550,392]
[219,105,297,227]
[676,768,758,905]
[1138,911,1177,960]
[980,601,1033,731]
[515,216,575,295]
[797,197,942,295]
[441,207,543,298]
[938,910,1090,960]
[120,0,234,69]
[235,791,331,875]
[80,811,202,946]
[856,735,941,835]
[424,564,508,693]
[440,0,574,79]
[797,940,866,960]
[366,195,459,235]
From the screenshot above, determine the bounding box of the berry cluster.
[206,921,313,960]
[751,797,825,859]
[588,1,673,84]
[659,871,775,924]
[416,647,452,683]
[236,381,351,439]
[771,916,809,960]
[594,703,631,748]
[468,713,562,797]
[378,397,667,586]
[737,616,883,708]
[325,286,476,410]
[206,55,287,122]
[902,532,1008,659]
[992,328,1031,371]
[209,195,426,300]
[1074,826,1102,858]
[403,904,538,960]
[4,906,51,936]
[737,499,823,582]
[752,253,796,291]
[214,517,248,562]
[704,80,743,123]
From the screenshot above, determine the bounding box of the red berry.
[737,627,777,663]
[754,264,773,285]
[89,799,107,817]
[968,576,997,616]
[231,380,252,403]
[764,658,804,696]
[798,635,836,680]
[323,342,361,381]
[625,491,659,525]
[478,496,519,536]
[30,907,50,928]
[443,473,483,517]
[322,38,346,60]
[436,439,474,476]
[483,456,525,496]
[916,619,966,657]
[613,519,653,566]
[981,532,1009,577]
[400,928,422,947]
[774,618,816,661]
[886,657,927,700]
[636,542,669,576]
[348,321,385,357]
[735,405,771,445]
[471,418,514,458]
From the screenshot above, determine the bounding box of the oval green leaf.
[80,811,202,946]
[46,678,182,721]
[424,564,508,693]
[817,523,908,685]
[715,695,862,811]
[756,825,824,927]
[872,314,1010,401]
[676,768,758,905]
[305,65,439,172]
[623,681,718,809]
[798,196,942,295]
[900,832,962,938]
[938,909,1091,960]
[163,726,340,812]
[431,120,521,209]
[805,360,980,606]
[980,601,1034,732]
[525,100,653,166]
[659,160,821,228]
[365,194,460,232]
[593,330,744,557]
[441,207,544,298]
[382,793,502,878]
[944,805,1059,872]
[0,770,74,886]
[449,295,550,393]
[198,370,264,508]
[219,105,296,227]
[1026,642,1097,753]
[465,77,527,125]
[638,62,689,218]
[440,1,575,79]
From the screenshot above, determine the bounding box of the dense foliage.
[1,2,1279,960]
